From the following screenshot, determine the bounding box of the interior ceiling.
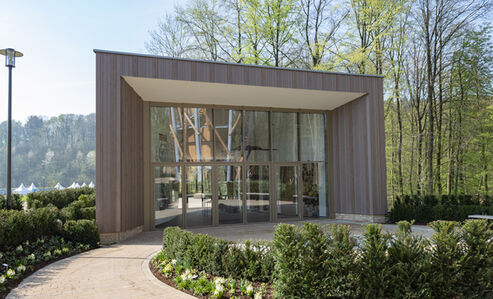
[123,76,366,111]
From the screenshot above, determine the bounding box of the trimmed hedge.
[26,187,95,209]
[162,227,274,282]
[0,194,23,210]
[388,194,493,223]
[272,221,493,298]
[1,190,98,251]
[0,206,61,250]
[63,220,99,247]
[163,221,493,298]
[60,194,96,221]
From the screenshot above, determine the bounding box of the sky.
[0,0,180,122]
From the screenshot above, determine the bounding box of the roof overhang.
[123,76,366,111]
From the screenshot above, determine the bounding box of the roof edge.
[93,49,384,79]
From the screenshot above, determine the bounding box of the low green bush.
[63,220,99,248]
[26,187,95,209]
[162,227,273,282]
[0,194,23,210]
[388,194,493,223]
[0,206,61,250]
[60,194,96,221]
[272,220,493,299]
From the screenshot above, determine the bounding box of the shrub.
[324,224,358,298]
[26,187,95,209]
[388,194,492,223]
[357,224,390,298]
[162,227,273,282]
[0,194,23,210]
[385,221,431,298]
[0,206,60,250]
[63,220,99,247]
[457,220,493,297]
[60,194,96,220]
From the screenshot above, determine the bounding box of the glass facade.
[217,165,243,224]
[154,166,182,227]
[151,106,328,227]
[246,165,270,222]
[276,166,298,218]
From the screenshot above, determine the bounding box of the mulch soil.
[149,260,274,299]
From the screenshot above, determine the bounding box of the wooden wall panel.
[121,80,144,230]
[95,50,387,234]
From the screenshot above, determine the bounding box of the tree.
[299,0,348,68]
[146,13,192,57]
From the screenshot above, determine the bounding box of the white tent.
[68,182,81,189]
[28,183,39,192]
[54,182,65,190]
[13,183,30,195]
[88,181,95,188]
[81,182,87,187]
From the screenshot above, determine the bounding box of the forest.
[146,0,493,201]
[0,114,95,188]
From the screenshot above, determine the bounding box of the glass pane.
[151,107,183,162]
[276,166,298,218]
[214,109,242,161]
[272,112,298,161]
[246,165,270,222]
[217,165,242,224]
[185,166,212,226]
[302,163,327,218]
[244,111,270,162]
[300,113,325,161]
[154,166,182,228]
[184,107,213,162]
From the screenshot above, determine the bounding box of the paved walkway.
[8,220,433,298]
[7,231,193,299]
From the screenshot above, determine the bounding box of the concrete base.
[99,225,143,244]
[335,213,386,223]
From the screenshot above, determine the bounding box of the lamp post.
[0,48,23,210]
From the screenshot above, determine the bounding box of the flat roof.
[123,76,366,111]
[94,49,384,79]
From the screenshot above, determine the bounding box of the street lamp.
[0,48,23,210]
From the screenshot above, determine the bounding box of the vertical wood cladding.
[95,50,387,234]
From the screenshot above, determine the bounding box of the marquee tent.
[54,182,65,190]
[13,184,29,195]
[68,182,81,189]
[28,183,39,192]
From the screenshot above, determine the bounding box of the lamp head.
[0,48,23,67]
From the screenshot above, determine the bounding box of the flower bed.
[0,188,99,298]
[150,251,273,298]
[155,220,493,298]
[0,236,92,297]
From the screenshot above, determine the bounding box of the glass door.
[275,165,299,219]
[154,166,183,228]
[217,165,243,224]
[185,165,213,227]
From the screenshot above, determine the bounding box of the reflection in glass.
[184,107,213,162]
[151,107,183,162]
[302,163,327,218]
[276,166,298,218]
[244,111,270,161]
[215,109,242,161]
[217,165,242,224]
[300,113,326,161]
[246,165,270,222]
[154,166,182,228]
[272,112,298,161]
[186,166,213,226]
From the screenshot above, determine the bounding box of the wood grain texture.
[95,50,387,234]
